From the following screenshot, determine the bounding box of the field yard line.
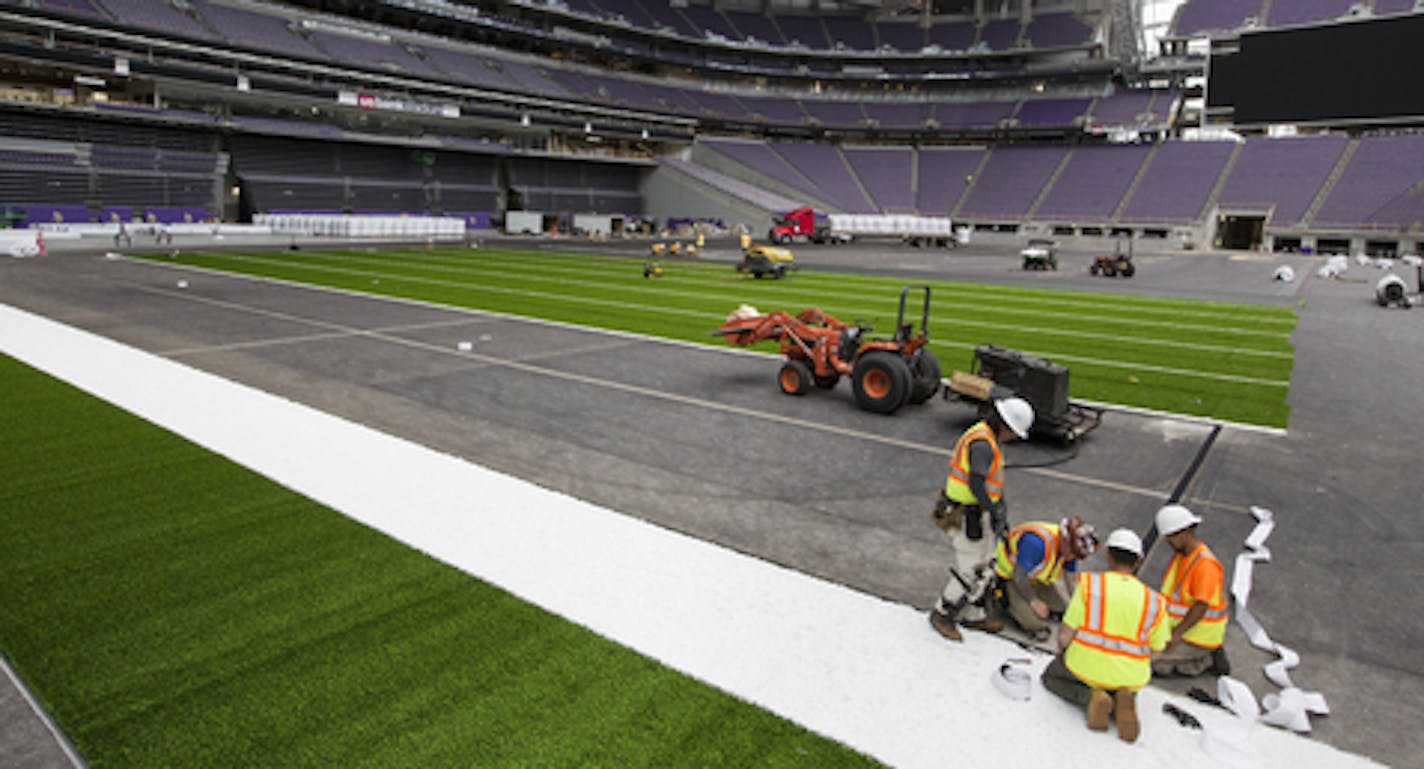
[165,252,1294,379]
[312,249,1296,341]
[375,248,1297,328]
[319,251,1295,358]
[0,303,1378,769]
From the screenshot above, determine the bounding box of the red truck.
[768,207,850,245]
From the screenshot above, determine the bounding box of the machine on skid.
[713,285,941,415]
[944,344,1102,443]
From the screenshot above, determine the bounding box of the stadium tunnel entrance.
[1216,213,1265,250]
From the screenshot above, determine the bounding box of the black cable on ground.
[1140,423,1222,558]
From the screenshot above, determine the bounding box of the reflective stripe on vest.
[945,421,1003,505]
[1162,543,1228,647]
[1072,573,1163,660]
[993,523,1063,583]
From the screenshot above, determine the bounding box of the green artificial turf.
[137,247,1296,427]
[0,354,881,768]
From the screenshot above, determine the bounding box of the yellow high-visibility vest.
[1162,542,1229,649]
[993,522,1064,583]
[1064,571,1168,691]
[944,421,1002,506]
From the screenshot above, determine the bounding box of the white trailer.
[504,211,543,235]
[826,214,959,247]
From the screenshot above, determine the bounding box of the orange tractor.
[713,285,941,415]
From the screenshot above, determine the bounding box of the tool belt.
[933,496,986,540]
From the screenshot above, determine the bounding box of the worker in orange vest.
[990,516,1099,641]
[1042,528,1168,743]
[927,397,1034,642]
[1151,504,1231,677]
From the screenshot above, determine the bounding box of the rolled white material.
[1231,506,1330,733]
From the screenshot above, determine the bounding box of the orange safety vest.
[944,421,1003,506]
[993,522,1064,583]
[1064,571,1167,691]
[1161,542,1229,649]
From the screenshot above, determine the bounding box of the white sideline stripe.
[2,304,1374,769]
[0,654,87,769]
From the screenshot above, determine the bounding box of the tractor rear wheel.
[1119,260,1135,277]
[852,352,911,414]
[779,360,812,396]
[908,349,941,405]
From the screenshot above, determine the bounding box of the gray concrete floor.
[1,234,1420,767]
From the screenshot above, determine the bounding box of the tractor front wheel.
[852,352,911,414]
[779,360,812,396]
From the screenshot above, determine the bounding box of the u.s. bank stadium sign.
[338,91,460,118]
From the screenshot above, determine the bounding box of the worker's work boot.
[1114,689,1140,743]
[928,609,962,642]
[961,617,1004,633]
[1087,690,1113,732]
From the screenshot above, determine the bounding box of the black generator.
[973,344,1069,420]
[943,344,1101,442]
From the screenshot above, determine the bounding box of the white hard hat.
[991,660,1032,701]
[1156,504,1202,537]
[994,397,1035,440]
[1105,528,1144,557]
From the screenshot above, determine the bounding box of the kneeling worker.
[1042,528,1168,743]
[992,516,1099,640]
[1152,504,1231,677]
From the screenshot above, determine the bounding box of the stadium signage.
[337,91,459,118]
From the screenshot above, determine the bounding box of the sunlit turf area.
[0,353,881,767]
[138,247,1296,427]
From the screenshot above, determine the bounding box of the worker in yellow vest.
[928,397,1034,642]
[1151,504,1231,677]
[1042,528,1168,743]
[991,517,1099,640]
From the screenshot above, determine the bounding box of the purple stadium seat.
[979,18,1022,50]
[1172,0,1266,37]
[1314,134,1424,228]
[801,101,866,129]
[724,10,784,44]
[1033,144,1151,221]
[876,21,924,53]
[1023,12,1093,48]
[843,147,915,212]
[1014,98,1091,128]
[191,1,326,59]
[1216,136,1349,224]
[928,19,976,50]
[769,142,877,212]
[916,147,985,215]
[933,101,1014,129]
[1119,141,1236,223]
[102,0,219,40]
[1088,90,1156,126]
[33,0,106,20]
[1266,0,1355,28]
[959,145,1068,219]
[864,103,931,130]
[775,15,831,49]
[822,16,876,51]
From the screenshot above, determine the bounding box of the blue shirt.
[1015,530,1078,576]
